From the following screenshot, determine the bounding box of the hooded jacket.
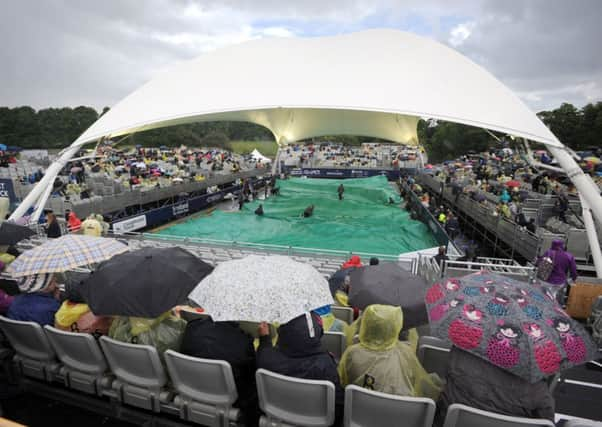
[256,313,344,405]
[338,305,440,399]
[434,347,554,426]
[541,240,578,285]
[342,256,362,269]
[7,292,60,326]
[67,212,82,232]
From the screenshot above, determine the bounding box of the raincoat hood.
[550,240,565,251]
[359,305,403,351]
[278,312,324,358]
[342,256,362,269]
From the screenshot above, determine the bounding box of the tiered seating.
[1,317,592,426]
[256,368,335,427]
[331,306,354,324]
[44,326,111,395]
[344,385,435,427]
[321,332,346,361]
[99,336,173,413]
[0,316,60,382]
[417,336,451,380]
[165,350,240,426]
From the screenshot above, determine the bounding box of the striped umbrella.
[7,235,128,277]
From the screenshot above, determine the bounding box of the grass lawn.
[227,140,278,157]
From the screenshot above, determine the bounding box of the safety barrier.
[416,174,547,261]
[70,169,266,218]
[443,257,535,281]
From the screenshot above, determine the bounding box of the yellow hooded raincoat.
[338,304,442,400]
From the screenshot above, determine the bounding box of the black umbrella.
[0,222,35,245]
[328,267,356,297]
[348,263,429,329]
[80,247,213,317]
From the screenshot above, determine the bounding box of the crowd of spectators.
[281,142,424,169]
[0,247,566,427]
[411,146,602,238]
[8,145,259,204]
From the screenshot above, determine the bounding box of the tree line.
[0,102,600,161]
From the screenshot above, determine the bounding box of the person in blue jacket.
[7,273,60,326]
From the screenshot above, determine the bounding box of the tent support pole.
[578,193,602,278]
[547,146,602,225]
[9,144,81,221]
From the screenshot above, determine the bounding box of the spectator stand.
[416,172,600,274]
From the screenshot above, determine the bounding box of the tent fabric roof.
[74,29,562,148]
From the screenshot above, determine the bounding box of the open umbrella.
[506,180,521,188]
[81,247,213,317]
[7,235,128,277]
[0,222,35,245]
[425,271,597,382]
[328,267,356,297]
[348,263,429,329]
[188,255,333,324]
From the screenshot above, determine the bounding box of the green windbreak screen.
[156,175,437,256]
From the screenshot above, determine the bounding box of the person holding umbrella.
[425,271,597,425]
[180,318,259,426]
[338,305,441,399]
[256,313,344,423]
[7,274,60,326]
[82,247,214,360]
[433,346,555,426]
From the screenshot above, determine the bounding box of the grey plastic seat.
[417,336,451,379]
[99,336,171,412]
[564,419,602,427]
[256,368,335,427]
[322,331,346,360]
[344,385,435,427]
[44,326,111,395]
[332,306,354,324]
[164,350,240,426]
[0,316,60,381]
[442,404,555,427]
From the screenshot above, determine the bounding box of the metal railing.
[443,258,535,281]
[109,230,404,262]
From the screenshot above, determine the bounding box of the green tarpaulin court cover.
[156,176,437,256]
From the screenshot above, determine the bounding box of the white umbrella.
[188,255,333,324]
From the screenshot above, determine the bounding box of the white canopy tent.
[250,149,272,163]
[10,29,601,275]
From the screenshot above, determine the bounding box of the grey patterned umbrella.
[425,271,597,382]
[188,255,333,324]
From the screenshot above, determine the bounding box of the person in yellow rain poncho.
[338,304,442,400]
[109,311,186,362]
[81,214,103,237]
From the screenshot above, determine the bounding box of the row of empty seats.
[1,315,579,427]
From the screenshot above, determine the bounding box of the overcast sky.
[1,0,600,112]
